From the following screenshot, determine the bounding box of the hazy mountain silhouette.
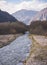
[12,9,38,25]
[31,8,47,21]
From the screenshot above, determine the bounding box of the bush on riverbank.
[29,21,47,35]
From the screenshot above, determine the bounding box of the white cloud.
[0,0,47,14]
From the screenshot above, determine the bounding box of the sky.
[0,0,47,14]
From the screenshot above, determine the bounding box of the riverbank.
[0,33,22,48]
[25,34,47,65]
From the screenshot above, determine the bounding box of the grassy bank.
[24,34,47,65]
[0,34,22,48]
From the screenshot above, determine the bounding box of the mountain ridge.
[31,7,47,21]
[12,9,38,25]
[0,10,18,22]
[0,10,28,34]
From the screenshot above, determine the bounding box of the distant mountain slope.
[12,9,38,25]
[0,10,28,34]
[0,10,17,22]
[31,8,47,21]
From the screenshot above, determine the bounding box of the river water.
[0,34,32,65]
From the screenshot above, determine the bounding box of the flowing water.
[0,34,31,65]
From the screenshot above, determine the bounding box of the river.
[0,34,32,65]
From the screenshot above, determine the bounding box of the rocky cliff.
[24,35,47,65]
[31,8,47,21]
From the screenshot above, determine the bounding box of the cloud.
[37,0,47,2]
[0,0,47,14]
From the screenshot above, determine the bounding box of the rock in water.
[25,35,47,65]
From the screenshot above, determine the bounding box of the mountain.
[0,10,18,22]
[0,10,28,34]
[29,8,47,35]
[12,9,38,25]
[31,8,47,21]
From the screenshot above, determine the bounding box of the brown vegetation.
[0,22,28,34]
[29,21,47,35]
[0,34,22,48]
[24,35,47,65]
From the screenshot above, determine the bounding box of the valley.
[0,6,47,65]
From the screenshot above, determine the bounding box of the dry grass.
[0,34,22,48]
[25,34,47,65]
